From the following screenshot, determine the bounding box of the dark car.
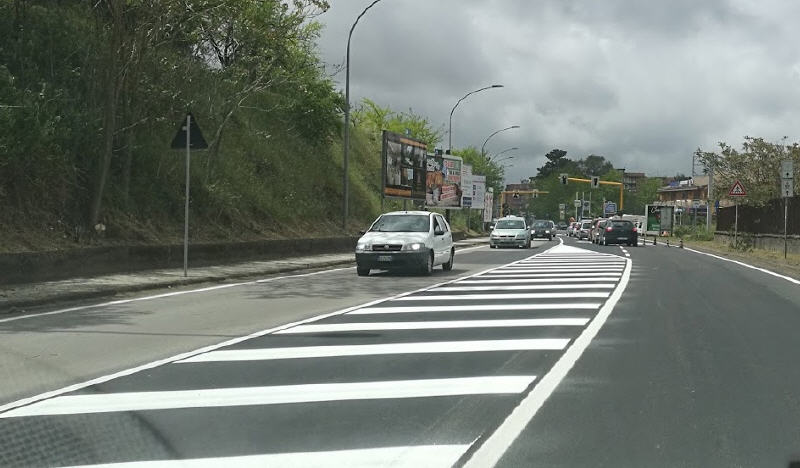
[531,220,555,240]
[597,219,638,246]
[557,222,568,230]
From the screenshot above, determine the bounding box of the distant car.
[590,218,608,244]
[577,220,592,240]
[558,222,568,230]
[531,220,555,241]
[355,211,454,276]
[597,218,639,246]
[490,216,531,249]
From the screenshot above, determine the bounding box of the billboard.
[646,205,675,235]
[461,164,473,208]
[426,154,463,207]
[472,175,486,209]
[382,130,427,200]
[483,188,494,222]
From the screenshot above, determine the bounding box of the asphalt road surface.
[2,236,800,467]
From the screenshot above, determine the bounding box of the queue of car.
[353,210,638,277]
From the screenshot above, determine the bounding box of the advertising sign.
[646,205,674,235]
[472,175,486,209]
[461,164,473,208]
[427,155,463,207]
[483,189,494,222]
[382,130,427,200]
[646,205,661,232]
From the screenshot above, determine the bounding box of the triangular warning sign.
[171,113,208,150]
[728,179,747,197]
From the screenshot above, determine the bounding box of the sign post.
[781,160,794,258]
[728,179,747,245]
[170,113,208,277]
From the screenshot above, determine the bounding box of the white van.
[355,211,454,276]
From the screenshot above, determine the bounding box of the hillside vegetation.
[0,0,387,252]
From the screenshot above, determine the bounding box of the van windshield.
[495,219,525,229]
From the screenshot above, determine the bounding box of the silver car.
[490,216,531,249]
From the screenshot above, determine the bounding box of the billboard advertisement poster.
[646,205,661,232]
[427,155,463,207]
[472,175,486,209]
[461,163,473,208]
[483,189,494,222]
[382,130,427,200]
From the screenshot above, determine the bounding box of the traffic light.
[591,176,600,188]
[559,174,568,185]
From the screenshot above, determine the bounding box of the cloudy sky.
[314,0,800,181]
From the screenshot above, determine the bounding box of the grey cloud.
[317,0,800,179]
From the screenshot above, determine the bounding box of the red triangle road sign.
[728,179,747,197]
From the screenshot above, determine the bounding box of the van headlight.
[356,243,369,252]
[403,243,423,251]
[515,233,527,239]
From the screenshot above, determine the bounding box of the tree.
[535,148,570,179]
[696,136,799,204]
[353,98,444,148]
[451,146,505,196]
[576,154,614,177]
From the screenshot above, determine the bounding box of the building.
[656,175,709,215]
[622,172,646,192]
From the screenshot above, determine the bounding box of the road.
[1,235,799,467]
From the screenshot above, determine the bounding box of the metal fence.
[717,196,800,234]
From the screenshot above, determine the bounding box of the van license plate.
[617,237,627,241]
[377,255,392,262]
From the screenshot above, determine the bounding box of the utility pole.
[706,166,713,232]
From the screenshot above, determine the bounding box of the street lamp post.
[481,125,520,158]
[343,0,384,230]
[448,84,503,152]
[495,155,514,164]
[488,146,518,162]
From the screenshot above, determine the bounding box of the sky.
[313,0,800,182]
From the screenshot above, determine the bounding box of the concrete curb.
[0,241,489,313]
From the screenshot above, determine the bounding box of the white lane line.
[502,261,626,266]
[1,376,536,418]
[177,339,570,363]
[433,284,616,291]
[683,247,800,285]
[348,303,601,314]
[392,292,609,301]
[463,252,633,468]
[472,272,621,279]
[486,269,623,274]
[459,277,620,284]
[65,445,472,468]
[276,318,591,334]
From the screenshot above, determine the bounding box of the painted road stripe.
[1,376,536,418]
[458,277,620,284]
[178,339,569,363]
[349,303,601,314]
[433,284,616,291]
[463,253,633,467]
[276,318,590,334]
[486,267,623,275]
[500,263,624,267]
[66,445,472,468]
[392,292,609,301]
[472,272,621,278]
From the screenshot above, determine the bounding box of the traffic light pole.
[566,177,624,211]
